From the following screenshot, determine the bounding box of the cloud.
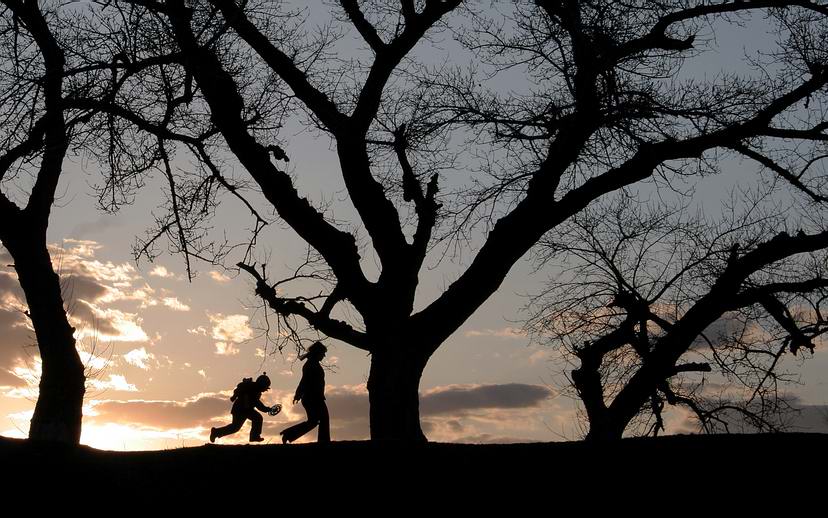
[208,271,231,283]
[420,384,554,416]
[73,301,149,343]
[273,383,557,442]
[215,342,239,356]
[0,302,31,385]
[87,393,230,429]
[787,405,828,433]
[464,327,527,340]
[208,313,253,355]
[2,242,158,349]
[61,382,561,445]
[53,243,138,285]
[0,304,35,373]
[87,374,138,393]
[123,347,155,370]
[672,400,828,435]
[0,368,26,388]
[149,266,175,278]
[0,272,22,306]
[78,348,110,372]
[60,239,102,259]
[162,297,190,312]
[62,274,112,303]
[209,314,254,342]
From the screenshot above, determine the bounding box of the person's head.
[255,372,271,391]
[300,341,327,361]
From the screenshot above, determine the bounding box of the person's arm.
[254,395,271,413]
[293,367,307,403]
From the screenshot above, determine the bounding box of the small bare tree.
[528,192,828,439]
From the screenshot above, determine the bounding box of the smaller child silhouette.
[210,373,279,443]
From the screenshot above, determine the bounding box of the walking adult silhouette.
[280,342,330,443]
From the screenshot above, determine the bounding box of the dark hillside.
[2,433,826,505]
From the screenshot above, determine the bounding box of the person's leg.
[249,411,264,441]
[280,400,319,443]
[212,412,246,441]
[316,401,330,443]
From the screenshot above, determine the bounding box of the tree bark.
[366,342,429,442]
[7,232,85,444]
[583,408,628,441]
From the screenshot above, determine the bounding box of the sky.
[2,2,828,450]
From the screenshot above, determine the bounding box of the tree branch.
[207,0,347,131]
[729,143,828,203]
[237,261,371,351]
[165,0,372,307]
[340,0,386,53]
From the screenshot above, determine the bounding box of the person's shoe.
[280,431,289,444]
[209,427,217,443]
[250,436,265,442]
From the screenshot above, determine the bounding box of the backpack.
[230,377,256,402]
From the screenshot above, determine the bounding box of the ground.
[1,434,825,508]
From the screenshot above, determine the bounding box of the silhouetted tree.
[0,0,90,443]
[91,0,828,441]
[527,194,828,439]
[0,0,171,443]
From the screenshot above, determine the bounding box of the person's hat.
[299,341,327,360]
[255,372,271,390]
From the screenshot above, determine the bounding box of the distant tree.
[90,0,828,441]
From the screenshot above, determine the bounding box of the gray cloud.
[88,395,229,429]
[62,275,110,304]
[672,398,828,435]
[0,368,26,388]
[321,383,554,422]
[324,386,370,421]
[0,307,34,370]
[265,383,555,441]
[421,384,554,416]
[787,405,828,433]
[83,383,556,442]
[68,300,122,337]
[0,271,21,299]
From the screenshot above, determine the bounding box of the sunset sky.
[0,121,583,449]
[2,2,828,450]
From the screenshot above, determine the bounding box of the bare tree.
[85,0,828,441]
[0,0,92,443]
[0,0,167,443]
[527,192,828,439]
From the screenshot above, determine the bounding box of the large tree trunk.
[367,343,429,442]
[8,233,85,444]
[584,413,627,441]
